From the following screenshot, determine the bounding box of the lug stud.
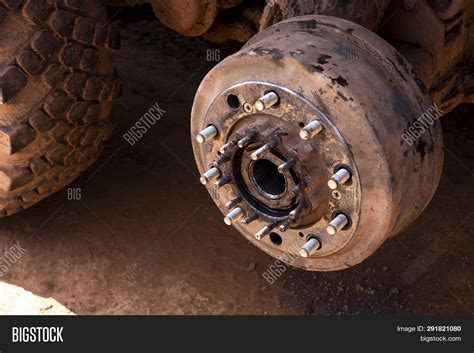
[289,200,309,220]
[200,167,220,185]
[328,168,351,190]
[215,175,231,188]
[278,158,295,173]
[278,219,293,232]
[242,212,258,225]
[224,207,244,225]
[299,120,323,140]
[215,152,231,165]
[219,139,238,154]
[289,209,298,220]
[225,196,242,209]
[238,132,257,148]
[326,214,349,235]
[289,205,303,220]
[196,125,218,144]
[251,143,274,161]
[290,180,308,196]
[299,238,321,258]
[255,222,277,240]
[238,136,252,148]
[254,92,279,112]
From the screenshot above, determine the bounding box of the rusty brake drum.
[191,15,444,271]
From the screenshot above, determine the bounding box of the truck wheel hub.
[196,81,361,259]
[191,15,443,271]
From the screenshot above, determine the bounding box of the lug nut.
[278,219,293,232]
[299,120,323,140]
[254,92,279,112]
[251,143,274,161]
[200,167,220,185]
[196,125,218,144]
[242,212,258,225]
[328,168,351,190]
[224,207,244,225]
[215,175,231,188]
[326,214,349,235]
[255,222,277,240]
[225,196,242,209]
[278,158,295,173]
[299,238,321,258]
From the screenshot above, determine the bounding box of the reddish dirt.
[0,14,472,315]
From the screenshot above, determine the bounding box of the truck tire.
[0,0,121,217]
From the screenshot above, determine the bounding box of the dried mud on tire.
[0,0,121,217]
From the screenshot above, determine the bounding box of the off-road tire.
[0,0,121,217]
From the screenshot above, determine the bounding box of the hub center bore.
[236,141,298,214]
[250,158,286,198]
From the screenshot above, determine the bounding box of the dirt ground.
[0,9,472,315]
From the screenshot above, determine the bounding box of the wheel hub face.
[195,81,361,263]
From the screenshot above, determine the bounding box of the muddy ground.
[0,9,472,315]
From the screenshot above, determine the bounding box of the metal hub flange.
[195,81,361,261]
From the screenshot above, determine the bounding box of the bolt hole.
[298,122,305,128]
[252,159,286,197]
[226,94,240,109]
[270,232,283,246]
[243,102,253,113]
[298,232,304,238]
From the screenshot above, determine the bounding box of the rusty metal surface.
[191,15,444,271]
[201,3,262,43]
[148,0,248,38]
[104,0,147,6]
[258,0,391,31]
[144,0,471,112]
[202,18,256,43]
[150,0,219,36]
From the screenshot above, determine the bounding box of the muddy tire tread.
[0,0,120,217]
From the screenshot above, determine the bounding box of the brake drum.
[191,15,443,271]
